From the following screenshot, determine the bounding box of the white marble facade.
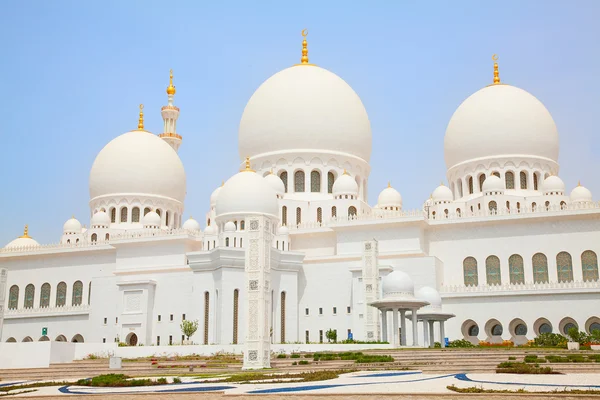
[1,35,600,354]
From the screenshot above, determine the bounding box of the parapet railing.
[4,304,91,317]
[440,280,600,294]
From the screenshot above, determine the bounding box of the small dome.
[91,211,110,228]
[4,226,39,249]
[482,175,504,192]
[264,173,285,196]
[204,225,216,235]
[63,217,82,234]
[278,225,289,235]
[182,217,201,232]
[210,184,223,207]
[542,175,565,194]
[377,185,402,208]
[416,286,442,309]
[224,221,236,232]
[216,167,279,218]
[142,210,161,228]
[332,173,358,196]
[382,270,414,299]
[432,184,453,203]
[570,184,593,203]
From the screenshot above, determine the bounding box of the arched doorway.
[22,336,33,342]
[55,335,67,342]
[71,334,84,343]
[6,337,16,343]
[126,332,138,346]
[39,336,50,342]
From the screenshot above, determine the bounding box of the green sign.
[42,327,48,336]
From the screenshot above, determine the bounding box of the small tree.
[180,319,199,342]
[325,328,337,343]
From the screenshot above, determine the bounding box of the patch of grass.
[76,374,170,387]
[313,352,394,363]
[508,356,516,360]
[290,354,301,358]
[496,362,559,374]
[172,377,182,384]
[447,385,600,394]
[298,360,309,365]
[206,370,349,384]
[523,355,546,363]
[276,354,287,359]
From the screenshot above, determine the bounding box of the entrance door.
[129,333,138,346]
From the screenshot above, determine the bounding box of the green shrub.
[291,361,297,365]
[496,362,558,374]
[434,342,441,348]
[290,354,301,358]
[447,339,475,348]
[298,360,309,365]
[76,374,169,387]
[533,333,567,348]
[172,377,182,384]
[567,327,590,345]
[156,378,167,384]
[523,355,538,363]
[276,354,287,359]
[508,356,517,361]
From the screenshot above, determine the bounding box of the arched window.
[509,254,525,284]
[105,233,110,241]
[144,207,151,216]
[533,173,539,190]
[132,207,140,222]
[328,171,335,194]
[88,282,92,305]
[492,171,500,178]
[457,180,463,197]
[281,291,286,343]
[8,285,19,310]
[91,233,97,242]
[545,200,550,210]
[234,237,237,247]
[72,281,83,306]
[120,207,128,223]
[517,202,521,212]
[532,253,549,283]
[165,211,170,227]
[331,206,337,218]
[581,250,599,282]
[203,291,209,345]
[233,289,239,344]
[311,170,321,192]
[505,171,515,189]
[281,206,287,226]
[486,256,501,285]
[67,239,70,244]
[296,207,302,225]
[40,283,51,308]
[560,201,567,209]
[317,207,322,223]
[556,251,574,283]
[24,284,35,308]
[294,170,305,192]
[520,171,527,189]
[506,201,510,211]
[444,208,449,218]
[110,208,116,223]
[279,171,288,193]
[488,201,497,213]
[463,257,478,286]
[532,202,537,212]
[156,209,161,217]
[478,174,486,191]
[468,176,474,194]
[225,237,230,247]
[240,220,245,230]
[348,206,357,218]
[56,282,67,306]
[456,208,461,217]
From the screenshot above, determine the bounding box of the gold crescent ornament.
[302,29,308,37]
[492,54,499,61]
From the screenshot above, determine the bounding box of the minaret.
[159,69,182,152]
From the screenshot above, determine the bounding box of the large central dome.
[238,65,372,162]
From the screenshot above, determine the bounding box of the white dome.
[182,217,201,232]
[332,173,358,195]
[4,236,40,249]
[432,184,453,203]
[482,175,504,192]
[570,184,593,203]
[142,210,161,228]
[224,221,236,232]
[542,175,565,194]
[382,270,414,299]
[264,173,285,196]
[89,130,186,203]
[278,225,289,235]
[416,286,442,309]
[91,211,110,228]
[204,225,216,235]
[63,217,82,234]
[444,85,559,170]
[377,185,402,208]
[216,169,278,218]
[239,65,372,162]
[210,185,222,207]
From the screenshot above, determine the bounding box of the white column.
[411,309,419,346]
[392,309,399,347]
[423,319,429,347]
[428,320,435,348]
[400,310,407,346]
[362,240,380,341]
[381,310,388,343]
[440,321,446,348]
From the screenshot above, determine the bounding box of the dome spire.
[296,29,314,66]
[492,54,500,84]
[159,69,183,152]
[20,224,30,238]
[241,156,255,172]
[137,104,144,130]
[166,69,176,96]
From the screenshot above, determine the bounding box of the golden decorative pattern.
[137,104,144,130]
[166,69,176,95]
[158,132,183,140]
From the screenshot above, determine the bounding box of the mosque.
[1,31,599,369]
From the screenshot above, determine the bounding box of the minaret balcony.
[159,132,182,140]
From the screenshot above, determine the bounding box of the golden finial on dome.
[137,104,144,130]
[343,169,349,175]
[388,181,391,188]
[578,180,581,186]
[492,54,500,85]
[221,180,224,186]
[20,224,30,238]
[241,156,255,172]
[294,29,315,66]
[166,69,176,96]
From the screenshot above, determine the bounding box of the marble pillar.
[400,310,407,346]
[392,309,399,347]
[411,309,419,346]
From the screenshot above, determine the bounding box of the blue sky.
[1,1,599,245]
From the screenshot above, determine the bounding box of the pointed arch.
[485,256,501,285]
[72,281,83,305]
[296,207,302,225]
[40,283,51,308]
[509,254,524,284]
[331,206,337,218]
[310,170,321,192]
[581,250,599,282]
[532,253,549,283]
[281,206,287,226]
[294,170,305,192]
[8,285,18,310]
[463,257,478,286]
[327,171,335,194]
[280,291,286,343]
[348,206,357,218]
[203,291,210,345]
[110,207,116,223]
[468,176,474,194]
[120,206,128,223]
[132,207,140,222]
[233,289,239,344]
[505,171,515,189]
[317,207,322,223]
[24,284,35,308]
[478,174,486,191]
[279,171,288,193]
[556,251,574,283]
[520,171,528,189]
[56,282,67,307]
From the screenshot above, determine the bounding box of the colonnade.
[380,308,420,347]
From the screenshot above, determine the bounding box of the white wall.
[0,342,51,369]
